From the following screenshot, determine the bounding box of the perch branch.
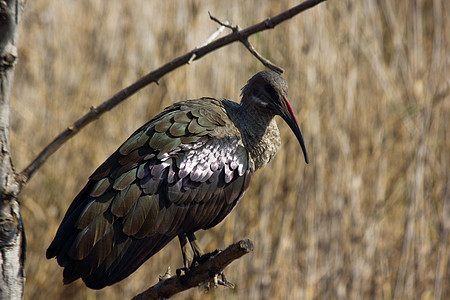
[17,0,326,187]
[131,239,254,300]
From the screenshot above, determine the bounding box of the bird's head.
[241,70,309,164]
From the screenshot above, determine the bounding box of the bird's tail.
[80,234,174,289]
[47,181,175,289]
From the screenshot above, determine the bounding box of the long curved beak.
[279,95,309,164]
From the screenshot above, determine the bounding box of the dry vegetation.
[10,0,448,299]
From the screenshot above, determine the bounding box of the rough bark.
[0,0,25,299]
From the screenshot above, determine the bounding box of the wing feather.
[110,184,142,217]
[122,195,155,236]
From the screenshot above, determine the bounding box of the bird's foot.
[198,271,234,293]
[176,251,220,279]
[213,271,234,288]
[185,249,219,270]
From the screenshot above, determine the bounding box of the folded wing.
[46,98,252,289]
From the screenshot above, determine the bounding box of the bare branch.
[18,0,326,186]
[241,37,284,73]
[208,11,234,31]
[188,18,228,64]
[208,12,284,73]
[132,239,254,300]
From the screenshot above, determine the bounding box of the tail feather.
[46,181,96,260]
[47,178,177,289]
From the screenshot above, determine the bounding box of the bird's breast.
[244,119,281,171]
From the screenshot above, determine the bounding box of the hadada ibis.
[46,70,309,289]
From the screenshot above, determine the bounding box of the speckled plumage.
[47,71,308,289]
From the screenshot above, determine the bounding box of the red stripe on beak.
[281,95,309,164]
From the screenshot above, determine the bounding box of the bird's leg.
[187,232,204,265]
[187,232,235,290]
[177,233,194,276]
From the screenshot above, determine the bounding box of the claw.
[215,271,234,288]
[198,271,234,293]
[159,266,171,281]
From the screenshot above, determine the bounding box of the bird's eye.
[264,84,278,101]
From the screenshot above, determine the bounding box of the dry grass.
[10,0,448,299]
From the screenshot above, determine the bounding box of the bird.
[46,70,309,289]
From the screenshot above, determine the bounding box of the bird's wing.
[46,98,252,288]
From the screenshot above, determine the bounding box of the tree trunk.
[0,1,25,299]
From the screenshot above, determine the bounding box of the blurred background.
[10,0,448,299]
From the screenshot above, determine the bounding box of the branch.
[208,12,284,73]
[132,239,254,300]
[18,0,326,186]
[241,37,284,73]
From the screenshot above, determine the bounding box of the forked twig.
[208,12,284,73]
[188,16,229,64]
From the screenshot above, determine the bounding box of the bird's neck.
[237,96,281,171]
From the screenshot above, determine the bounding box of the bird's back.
[46,97,252,289]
